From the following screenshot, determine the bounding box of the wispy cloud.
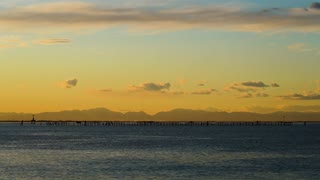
[1,2,320,33]
[279,93,320,100]
[225,81,279,92]
[0,36,71,49]
[129,82,171,92]
[256,93,269,97]
[0,36,27,49]
[238,92,269,99]
[191,89,216,95]
[35,38,71,45]
[225,84,256,92]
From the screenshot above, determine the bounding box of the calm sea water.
[0,123,319,179]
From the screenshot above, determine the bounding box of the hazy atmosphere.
[1,1,320,179]
[1,0,320,115]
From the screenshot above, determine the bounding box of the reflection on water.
[0,123,319,179]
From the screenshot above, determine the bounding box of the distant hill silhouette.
[0,108,319,121]
[38,108,123,121]
[124,111,152,121]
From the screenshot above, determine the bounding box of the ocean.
[0,123,319,179]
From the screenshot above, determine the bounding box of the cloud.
[225,81,280,93]
[0,36,70,49]
[239,92,269,98]
[35,38,71,45]
[241,81,269,87]
[279,93,320,100]
[2,2,320,33]
[191,89,216,95]
[143,82,171,91]
[225,85,256,92]
[0,36,27,49]
[129,82,171,92]
[61,78,78,88]
[225,81,273,92]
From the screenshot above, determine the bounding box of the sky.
[1,0,320,114]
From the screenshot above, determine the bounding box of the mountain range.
[0,108,319,121]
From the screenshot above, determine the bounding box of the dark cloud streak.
[279,93,320,100]
[1,2,320,32]
[241,81,269,87]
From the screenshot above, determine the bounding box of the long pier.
[13,120,315,126]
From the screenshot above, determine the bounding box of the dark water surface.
[0,123,319,179]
